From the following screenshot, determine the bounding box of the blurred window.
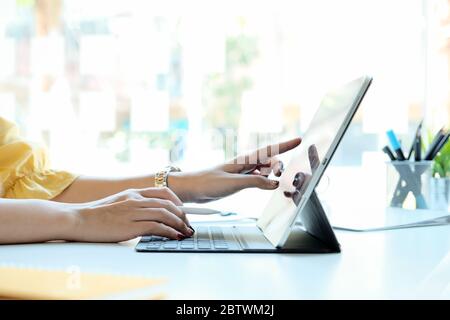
[0,0,448,181]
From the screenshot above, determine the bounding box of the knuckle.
[134,191,145,199]
[154,199,171,210]
[160,187,171,194]
[127,188,138,195]
[146,198,157,205]
[126,189,142,199]
[124,198,138,205]
[117,195,128,202]
[157,207,170,216]
[159,198,172,207]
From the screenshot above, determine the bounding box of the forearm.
[52,173,197,203]
[52,175,157,203]
[0,199,78,244]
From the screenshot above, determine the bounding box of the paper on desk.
[186,205,450,231]
[329,206,450,232]
[0,266,165,300]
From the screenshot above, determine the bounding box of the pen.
[181,207,236,216]
[424,128,445,160]
[382,145,396,161]
[407,121,422,160]
[414,122,422,161]
[386,130,406,161]
[407,142,414,160]
[429,132,449,160]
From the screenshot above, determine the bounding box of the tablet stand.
[281,190,341,253]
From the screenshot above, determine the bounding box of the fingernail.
[183,225,194,237]
[186,228,194,237]
[176,232,186,241]
[188,225,195,234]
[272,180,279,186]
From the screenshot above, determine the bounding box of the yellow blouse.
[0,117,78,199]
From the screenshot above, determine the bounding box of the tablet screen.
[257,76,371,247]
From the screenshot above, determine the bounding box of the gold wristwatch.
[155,165,181,188]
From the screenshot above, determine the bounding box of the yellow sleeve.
[0,117,78,200]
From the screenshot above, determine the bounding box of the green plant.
[432,138,450,178]
[203,34,259,131]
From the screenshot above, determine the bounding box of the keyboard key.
[197,227,208,234]
[197,241,211,249]
[180,242,195,249]
[212,236,225,242]
[213,243,229,249]
[146,242,162,249]
[197,234,209,241]
[211,228,225,241]
[196,228,209,238]
[163,241,179,249]
[144,226,231,251]
[210,227,229,249]
[140,236,152,242]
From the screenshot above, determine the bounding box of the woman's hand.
[169,137,301,203]
[52,138,301,205]
[69,187,193,242]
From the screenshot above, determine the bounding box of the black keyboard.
[140,226,229,250]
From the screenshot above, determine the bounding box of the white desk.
[1,216,449,299]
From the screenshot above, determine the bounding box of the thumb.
[236,175,279,190]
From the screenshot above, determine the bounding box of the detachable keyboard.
[138,226,230,251]
[135,224,287,253]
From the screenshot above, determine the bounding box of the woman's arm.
[52,138,301,204]
[52,175,157,203]
[0,188,193,244]
[0,198,77,244]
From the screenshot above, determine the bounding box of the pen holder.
[429,177,450,211]
[386,161,432,210]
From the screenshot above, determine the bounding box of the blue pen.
[386,130,406,161]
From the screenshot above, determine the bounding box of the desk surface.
[4,164,449,299]
[1,218,449,299]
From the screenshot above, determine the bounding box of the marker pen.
[386,130,406,161]
[382,145,396,161]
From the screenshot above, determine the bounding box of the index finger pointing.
[256,137,301,161]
